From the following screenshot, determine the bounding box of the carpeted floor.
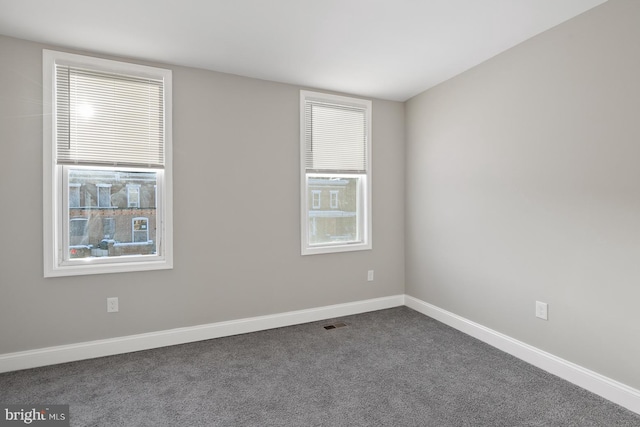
[1,307,638,426]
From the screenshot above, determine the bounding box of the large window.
[43,50,173,277]
[300,91,372,255]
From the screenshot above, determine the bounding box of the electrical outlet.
[107,297,119,313]
[535,301,548,320]
[367,270,374,281]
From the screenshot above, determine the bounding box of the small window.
[43,49,173,277]
[96,184,112,208]
[132,217,149,242]
[103,218,115,239]
[69,184,81,208]
[300,91,372,255]
[127,185,140,208]
[312,190,321,209]
[330,190,339,209]
[69,218,89,246]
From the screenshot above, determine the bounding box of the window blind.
[304,101,368,173]
[55,65,165,168]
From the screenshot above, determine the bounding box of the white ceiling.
[0,0,607,101]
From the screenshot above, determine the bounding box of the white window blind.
[55,65,165,168]
[304,101,368,173]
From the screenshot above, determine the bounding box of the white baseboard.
[2,293,638,416]
[0,294,404,374]
[404,295,640,415]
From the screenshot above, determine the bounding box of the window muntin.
[300,91,372,255]
[43,50,173,277]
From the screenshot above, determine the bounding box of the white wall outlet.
[107,297,119,313]
[367,270,374,281]
[535,301,548,320]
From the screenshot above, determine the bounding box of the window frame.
[43,49,173,277]
[300,90,372,256]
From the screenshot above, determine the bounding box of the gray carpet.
[1,307,639,426]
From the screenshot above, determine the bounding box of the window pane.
[307,176,360,245]
[68,169,157,259]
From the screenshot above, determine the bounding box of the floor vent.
[323,322,347,330]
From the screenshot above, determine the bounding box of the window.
[127,184,140,208]
[103,218,115,239]
[300,91,372,255]
[43,50,173,277]
[69,183,81,208]
[330,190,339,209]
[312,190,322,209]
[96,184,112,208]
[69,218,88,246]
[132,217,149,242]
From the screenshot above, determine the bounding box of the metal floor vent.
[323,322,347,330]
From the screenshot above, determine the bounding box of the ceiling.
[0,0,607,101]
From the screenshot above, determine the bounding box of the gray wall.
[0,35,405,354]
[406,0,640,390]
